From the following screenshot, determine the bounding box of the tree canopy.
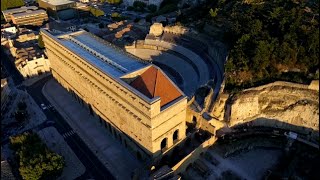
[106,0,122,4]
[179,0,319,90]
[90,7,105,17]
[1,0,25,11]
[38,34,44,49]
[10,132,65,180]
[221,0,319,89]
[1,0,25,20]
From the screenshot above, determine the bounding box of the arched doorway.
[161,138,167,150]
[192,116,197,124]
[137,151,142,161]
[173,130,179,143]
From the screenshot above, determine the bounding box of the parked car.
[40,104,47,110]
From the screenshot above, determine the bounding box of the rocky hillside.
[228,81,319,136]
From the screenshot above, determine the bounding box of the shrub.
[127,6,134,11]
[106,0,122,4]
[10,132,65,180]
[133,1,146,8]
[90,7,105,17]
[134,17,141,23]
[147,4,157,13]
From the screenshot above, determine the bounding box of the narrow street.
[1,47,115,179]
[26,77,116,180]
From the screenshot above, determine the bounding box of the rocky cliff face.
[228,81,319,135]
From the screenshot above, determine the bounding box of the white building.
[15,55,51,79]
[2,27,17,34]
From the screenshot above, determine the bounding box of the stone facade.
[11,10,48,27]
[41,29,187,159]
[15,55,51,79]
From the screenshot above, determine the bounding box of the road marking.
[62,130,75,138]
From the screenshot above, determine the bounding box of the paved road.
[26,77,115,180]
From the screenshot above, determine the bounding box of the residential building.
[44,21,77,34]
[10,10,48,26]
[1,79,11,113]
[74,2,91,17]
[1,26,17,40]
[1,27,17,34]
[2,6,48,26]
[38,0,76,20]
[6,32,50,79]
[2,6,38,22]
[15,52,50,79]
[41,29,187,160]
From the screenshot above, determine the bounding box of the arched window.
[124,140,127,148]
[192,116,197,124]
[108,124,111,132]
[137,151,142,161]
[119,134,122,142]
[173,130,179,142]
[161,138,167,150]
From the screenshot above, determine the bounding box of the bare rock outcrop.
[228,81,319,136]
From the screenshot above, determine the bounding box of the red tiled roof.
[130,66,182,107]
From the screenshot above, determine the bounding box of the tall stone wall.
[41,29,188,159]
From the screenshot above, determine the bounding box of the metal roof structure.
[57,30,147,78]
[2,6,38,15]
[12,9,47,18]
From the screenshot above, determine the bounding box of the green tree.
[107,0,122,4]
[127,6,134,11]
[147,4,157,13]
[38,35,44,49]
[90,7,105,17]
[1,0,25,10]
[17,101,27,111]
[10,132,65,180]
[209,8,219,18]
[133,1,146,8]
[111,12,120,18]
[98,23,104,28]
[1,0,25,20]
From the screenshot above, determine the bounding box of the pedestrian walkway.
[62,130,76,139]
[42,79,141,180]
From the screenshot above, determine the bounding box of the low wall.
[172,136,217,174]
